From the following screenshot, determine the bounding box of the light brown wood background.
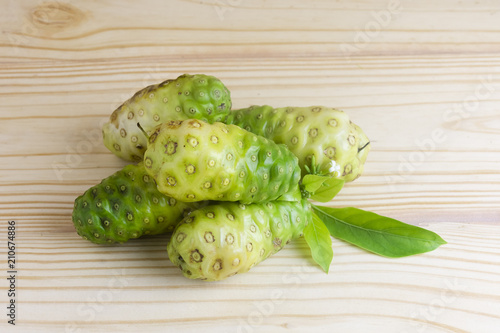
[1,0,499,332]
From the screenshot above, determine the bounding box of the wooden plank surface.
[1,0,500,332]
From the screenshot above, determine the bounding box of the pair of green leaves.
[301,174,447,273]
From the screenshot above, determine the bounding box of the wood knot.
[31,2,84,30]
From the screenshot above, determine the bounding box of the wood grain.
[1,0,500,332]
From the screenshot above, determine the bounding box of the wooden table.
[1,1,499,332]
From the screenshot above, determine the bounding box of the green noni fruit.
[102,74,232,162]
[167,199,311,281]
[72,163,201,244]
[226,105,370,182]
[143,119,301,204]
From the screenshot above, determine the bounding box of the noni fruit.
[167,199,311,281]
[226,105,370,182]
[72,163,201,244]
[143,119,301,204]
[102,74,232,162]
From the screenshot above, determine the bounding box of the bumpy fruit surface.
[72,164,200,244]
[144,119,301,204]
[102,74,232,161]
[226,105,370,182]
[167,199,311,281]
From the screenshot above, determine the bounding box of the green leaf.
[302,175,344,202]
[311,205,447,258]
[303,213,334,273]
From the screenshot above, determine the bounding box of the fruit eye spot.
[206,212,215,218]
[169,198,177,206]
[190,250,203,263]
[103,220,110,227]
[312,107,322,112]
[211,135,218,144]
[131,135,138,143]
[153,114,160,122]
[250,187,257,193]
[94,233,100,238]
[208,159,216,167]
[126,213,134,221]
[222,178,230,186]
[203,181,212,189]
[263,174,268,180]
[348,135,356,145]
[138,109,144,116]
[167,177,177,186]
[265,230,271,238]
[152,197,159,204]
[113,203,120,210]
[157,216,164,223]
[328,119,338,127]
[246,243,253,252]
[213,259,223,271]
[260,249,265,257]
[296,115,304,122]
[113,144,121,151]
[163,97,168,103]
[144,158,153,168]
[120,128,127,137]
[164,141,178,155]
[187,136,198,147]
[226,153,233,161]
[185,164,196,174]
[226,234,234,244]
[291,136,299,145]
[239,171,246,178]
[143,218,150,224]
[87,219,93,225]
[344,164,353,175]
[175,106,181,112]
[226,213,235,221]
[204,232,215,243]
[251,155,257,162]
[232,258,240,266]
[324,146,336,159]
[250,225,257,233]
[187,194,195,199]
[309,128,318,138]
[176,233,186,243]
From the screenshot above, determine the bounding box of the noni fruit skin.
[167,199,311,281]
[72,164,201,244]
[226,105,370,182]
[102,74,232,162]
[143,119,301,204]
